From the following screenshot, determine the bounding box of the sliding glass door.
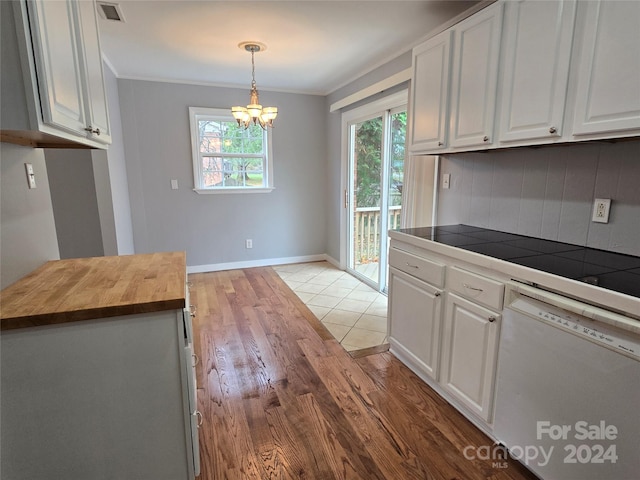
[346,96,406,292]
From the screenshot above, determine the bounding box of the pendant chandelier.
[231,42,277,129]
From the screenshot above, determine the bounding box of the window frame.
[189,107,274,194]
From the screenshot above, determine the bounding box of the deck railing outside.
[354,206,401,264]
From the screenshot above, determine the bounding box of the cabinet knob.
[483,135,489,142]
[549,126,557,134]
[488,316,496,323]
[434,291,442,297]
[438,141,443,146]
[84,126,101,135]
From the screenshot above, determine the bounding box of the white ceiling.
[98,0,479,95]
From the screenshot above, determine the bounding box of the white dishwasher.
[493,283,640,480]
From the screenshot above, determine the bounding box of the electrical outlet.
[245,239,253,249]
[592,198,611,223]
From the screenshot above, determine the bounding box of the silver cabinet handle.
[84,126,101,135]
[405,262,419,269]
[483,135,489,142]
[488,316,496,323]
[195,410,203,427]
[549,126,557,134]
[189,305,197,317]
[192,353,199,366]
[463,283,484,292]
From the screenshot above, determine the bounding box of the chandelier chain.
[251,47,256,88]
[231,42,277,129]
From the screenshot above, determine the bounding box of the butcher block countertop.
[0,252,186,331]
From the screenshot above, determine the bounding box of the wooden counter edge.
[1,298,186,331]
[0,251,187,331]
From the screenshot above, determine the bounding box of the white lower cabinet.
[184,342,201,477]
[0,309,200,480]
[439,293,501,423]
[388,267,443,380]
[388,241,504,428]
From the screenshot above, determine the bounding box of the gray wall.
[0,143,59,288]
[91,150,118,256]
[45,150,105,259]
[117,79,327,268]
[103,62,135,255]
[437,139,640,256]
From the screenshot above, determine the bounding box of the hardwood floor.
[189,267,537,480]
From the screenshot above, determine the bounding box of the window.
[189,107,273,193]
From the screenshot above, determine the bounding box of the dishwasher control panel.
[510,296,640,360]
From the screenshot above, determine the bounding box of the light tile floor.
[273,261,388,352]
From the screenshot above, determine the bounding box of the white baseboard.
[187,253,335,274]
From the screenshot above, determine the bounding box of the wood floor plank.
[202,326,266,480]
[295,393,366,480]
[301,351,428,480]
[191,267,538,480]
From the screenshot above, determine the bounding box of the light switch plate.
[592,198,611,223]
[170,179,178,190]
[442,173,451,189]
[25,163,36,188]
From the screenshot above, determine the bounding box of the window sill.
[193,187,275,195]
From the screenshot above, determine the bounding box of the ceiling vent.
[97,2,125,22]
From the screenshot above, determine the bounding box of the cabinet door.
[76,0,111,144]
[440,293,500,422]
[388,268,443,380]
[499,0,576,142]
[572,0,640,135]
[449,2,503,149]
[27,0,87,135]
[409,30,452,152]
[183,337,201,478]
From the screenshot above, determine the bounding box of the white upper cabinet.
[27,0,87,136]
[572,0,640,136]
[1,0,111,148]
[409,30,452,152]
[448,2,503,149]
[498,0,576,143]
[407,0,639,153]
[76,0,111,143]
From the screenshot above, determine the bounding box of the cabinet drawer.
[447,266,504,311]
[389,247,445,287]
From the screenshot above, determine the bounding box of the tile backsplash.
[437,139,640,257]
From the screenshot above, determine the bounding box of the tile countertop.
[390,225,640,321]
[0,252,186,330]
